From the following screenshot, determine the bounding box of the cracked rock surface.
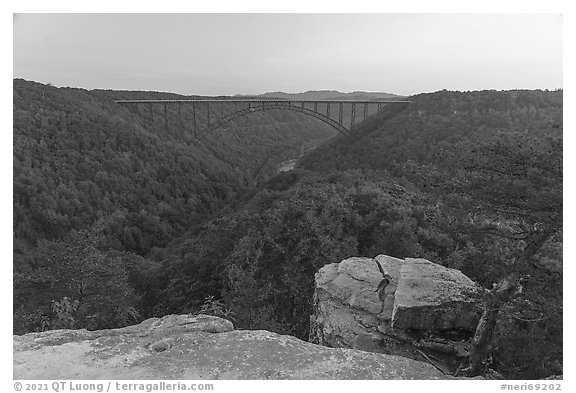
[310,255,482,367]
[14,314,453,380]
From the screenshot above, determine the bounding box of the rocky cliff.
[14,314,456,380]
[310,255,482,373]
[14,254,483,379]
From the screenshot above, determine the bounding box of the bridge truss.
[115,99,411,140]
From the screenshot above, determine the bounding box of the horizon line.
[13,77,564,97]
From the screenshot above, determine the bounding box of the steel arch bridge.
[115,98,411,140]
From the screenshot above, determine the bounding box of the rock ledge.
[14,314,455,380]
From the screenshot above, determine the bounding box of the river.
[276,138,328,173]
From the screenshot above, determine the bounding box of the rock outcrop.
[14,314,456,380]
[310,255,482,371]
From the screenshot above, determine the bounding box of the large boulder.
[310,255,482,369]
[392,258,482,331]
[14,314,456,380]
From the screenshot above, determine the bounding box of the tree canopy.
[13,82,562,379]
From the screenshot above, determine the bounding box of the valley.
[13,80,563,379]
[277,138,328,173]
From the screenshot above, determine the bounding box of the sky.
[13,13,562,96]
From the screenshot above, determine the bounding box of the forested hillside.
[13,79,334,333]
[13,79,335,266]
[300,89,562,171]
[13,84,562,379]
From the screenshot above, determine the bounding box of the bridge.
[115,99,410,140]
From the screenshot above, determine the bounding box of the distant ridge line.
[114,99,412,104]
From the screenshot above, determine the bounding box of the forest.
[13,80,562,379]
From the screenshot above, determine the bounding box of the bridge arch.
[202,102,350,138]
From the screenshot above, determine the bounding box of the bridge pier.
[193,102,197,139]
[164,103,168,130]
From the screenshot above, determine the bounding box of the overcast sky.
[13,13,563,96]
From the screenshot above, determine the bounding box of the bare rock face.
[14,314,455,380]
[392,258,481,331]
[310,255,482,371]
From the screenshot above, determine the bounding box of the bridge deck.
[114,99,411,104]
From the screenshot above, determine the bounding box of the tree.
[417,132,562,376]
[14,220,143,332]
